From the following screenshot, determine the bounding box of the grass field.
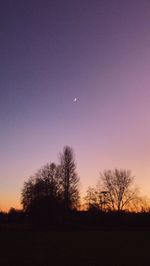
[0,225,150,266]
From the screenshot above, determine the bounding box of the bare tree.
[100,169,137,211]
[84,186,101,211]
[21,177,34,212]
[129,195,150,213]
[84,186,110,212]
[36,163,60,199]
[21,162,61,213]
[59,146,80,210]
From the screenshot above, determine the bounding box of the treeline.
[2,208,150,229]
[1,145,150,227]
[21,146,79,224]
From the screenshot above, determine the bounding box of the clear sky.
[0,0,150,211]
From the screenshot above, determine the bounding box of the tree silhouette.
[100,169,137,211]
[21,163,62,222]
[21,147,80,223]
[59,146,80,210]
[84,186,101,211]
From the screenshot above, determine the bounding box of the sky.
[0,0,150,211]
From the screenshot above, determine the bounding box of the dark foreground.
[0,224,150,266]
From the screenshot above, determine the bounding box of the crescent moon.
[73,98,77,102]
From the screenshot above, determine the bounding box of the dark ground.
[0,224,150,266]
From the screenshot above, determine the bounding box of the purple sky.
[0,0,150,210]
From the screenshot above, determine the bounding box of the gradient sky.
[0,0,150,211]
